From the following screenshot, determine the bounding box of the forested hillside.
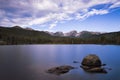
[0,26,120,45]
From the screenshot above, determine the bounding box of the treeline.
[0,27,120,45]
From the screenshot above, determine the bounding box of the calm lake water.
[0,45,120,80]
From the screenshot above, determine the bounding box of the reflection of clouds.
[1,45,120,80]
[46,45,57,58]
[24,45,60,66]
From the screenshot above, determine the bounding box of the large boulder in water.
[81,54,107,73]
[81,54,102,67]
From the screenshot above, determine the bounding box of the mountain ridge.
[4,26,117,37]
[49,30,101,38]
[0,26,120,45]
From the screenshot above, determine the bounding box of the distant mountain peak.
[48,30,101,37]
[12,26,23,29]
[53,31,64,36]
[64,30,77,37]
[12,26,34,31]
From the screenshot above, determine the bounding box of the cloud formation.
[0,0,120,29]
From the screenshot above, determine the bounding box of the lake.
[0,44,120,80]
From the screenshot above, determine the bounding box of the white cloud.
[86,9,109,16]
[109,1,120,8]
[49,23,57,29]
[76,9,109,20]
[32,0,59,11]
[0,0,119,28]
[0,10,5,16]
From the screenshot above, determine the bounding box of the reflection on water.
[0,45,120,80]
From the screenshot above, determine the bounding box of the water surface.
[0,45,120,80]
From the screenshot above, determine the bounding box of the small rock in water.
[46,65,75,75]
[108,68,112,70]
[102,64,106,66]
[73,61,79,63]
[104,67,112,70]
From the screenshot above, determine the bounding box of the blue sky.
[0,0,120,32]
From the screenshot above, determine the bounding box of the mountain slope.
[0,26,120,45]
[0,26,52,44]
[51,30,101,38]
[0,26,51,37]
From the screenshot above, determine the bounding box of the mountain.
[12,26,34,31]
[11,27,100,38]
[53,32,64,36]
[0,26,51,37]
[50,30,101,38]
[12,26,23,29]
[78,31,101,38]
[0,26,120,45]
[64,30,78,37]
[0,26,52,44]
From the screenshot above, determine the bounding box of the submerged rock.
[46,65,75,75]
[81,54,107,73]
[73,61,80,63]
[86,67,107,73]
[102,64,106,66]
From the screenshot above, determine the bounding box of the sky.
[0,0,120,32]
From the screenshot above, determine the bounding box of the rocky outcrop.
[46,65,75,75]
[53,32,64,36]
[81,54,107,73]
[81,54,102,67]
[64,30,77,37]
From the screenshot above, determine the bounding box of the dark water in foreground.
[0,45,120,80]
